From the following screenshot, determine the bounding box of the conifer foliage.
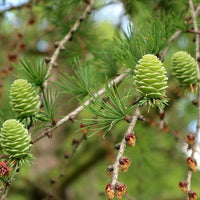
[0,0,200,200]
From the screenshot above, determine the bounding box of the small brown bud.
[179,181,187,193]
[64,153,69,159]
[125,115,131,123]
[79,16,84,22]
[17,33,23,39]
[45,57,51,63]
[0,161,10,177]
[25,4,32,9]
[60,46,66,51]
[197,57,200,62]
[1,69,7,78]
[47,132,52,139]
[19,43,25,50]
[50,178,56,185]
[192,99,198,106]
[119,157,130,172]
[8,54,17,61]
[105,183,115,200]
[137,115,145,121]
[160,111,165,120]
[187,157,197,172]
[125,132,136,147]
[188,190,197,200]
[80,123,88,134]
[114,142,121,150]
[107,165,114,172]
[8,66,13,73]
[187,134,195,146]
[72,139,79,145]
[52,119,56,125]
[28,17,35,25]
[115,182,127,199]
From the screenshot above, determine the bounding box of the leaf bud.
[188,190,197,200]
[125,132,136,147]
[119,157,130,172]
[115,182,127,199]
[105,183,115,200]
[186,134,195,146]
[187,157,197,172]
[178,180,187,193]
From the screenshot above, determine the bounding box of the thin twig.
[0,1,31,14]
[43,0,95,90]
[160,30,182,61]
[187,29,200,34]
[186,0,200,198]
[0,185,9,200]
[31,69,131,143]
[111,107,140,186]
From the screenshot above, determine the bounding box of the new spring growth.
[119,157,130,172]
[179,180,187,193]
[115,182,127,199]
[187,157,197,172]
[172,51,198,88]
[105,183,115,200]
[188,190,197,200]
[0,161,10,177]
[125,132,136,147]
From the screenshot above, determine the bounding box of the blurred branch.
[43,0,95,90]
[31,69,131,143]
[0,1,31,14]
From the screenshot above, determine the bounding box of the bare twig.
[0,185,9,200]
[43,0,95,90]
[111,107,140,186]
[0,1,31,14]
[187,29,200,34]
[31,69,131,143]
[186,0,200,198]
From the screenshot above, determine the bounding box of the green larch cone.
[172,51,198,87]
[0,119,32,160]
[10,79,40,118]
[135,54,168,99]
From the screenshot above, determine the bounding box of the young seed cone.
[172,51,198,87]
[0,119,32,159]
[135,54,168,99]
[10,79,39,118]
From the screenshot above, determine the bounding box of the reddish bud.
[8,66,13,74]
[8,54,17,61]
[0,161,10,177]
[47,132,52,139]
[45,57,51,63]
[105,183,115,200]
[179,181,187,193]
[17,33,23,39]
[125,115,131,123]
[125,132,136,147]
[80,123,88,134]
[115,182,127,199]
[187,157,197,172]
[28,17,35,25]
[19,43,26,50]
[119,157,130,172]
[188,190,197,200]
[1,69,7,78]
[187,134,195,146]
